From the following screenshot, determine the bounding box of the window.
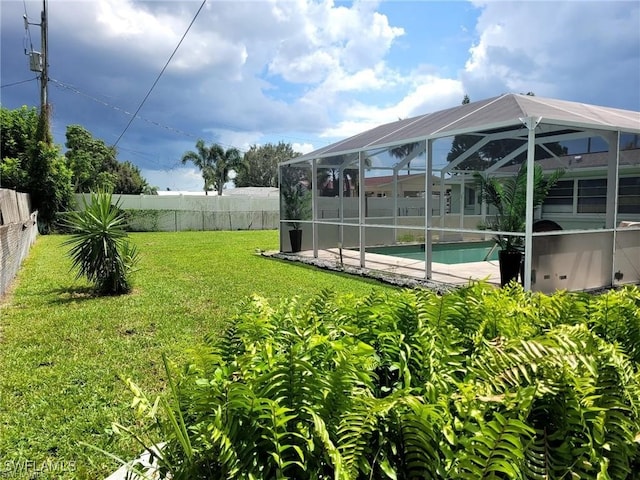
[464,187,476,207]
[543,180,573,213]
[619,177,640,214]
[404,191,423,198]
[541,176,640,216]
[578,179,607,214]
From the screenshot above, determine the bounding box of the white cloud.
[292,142,315,155]
[40,0,409,127]
[142,167,204,192]
[267,0,404,83]
[324,62,399,93]
[320,76,464,139]
[342,10,405,71]
[463,1,640,107]
[63,0,408,145]
[208,130,265,153]
[320,119,380,140]
[399,77,465,117]
[55,1,248,75]
[271,49,338,84]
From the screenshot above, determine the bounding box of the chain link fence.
[0,189,37,297]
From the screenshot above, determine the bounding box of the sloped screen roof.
[291,94,640,163]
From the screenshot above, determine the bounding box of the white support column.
[312,159,318,258]
[522,117,541,291]
[425,139,433,280]
[480,185,488,241]
[604,131,620,286]
[439,172,446,235]
[604,132,620,230]
[278,165,283,252]
[339,165,344,248]
[393,168,399,243]
[359,151,366,268]
[459,175,465,229]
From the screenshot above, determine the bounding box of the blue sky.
[1,0,639,191]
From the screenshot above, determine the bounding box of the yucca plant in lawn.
[111,284,640,479]
[63,190,139,295]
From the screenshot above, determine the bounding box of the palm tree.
[211,144,242,196]
[474,163,563,252]
[181,140,242,195]
[474,163,563,285]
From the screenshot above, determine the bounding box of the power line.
[11,1,322,167]
[51,77,320,149]
[47,75,324,169]
[113,0,207,148]
[1,77,38,89]
[50,77,200,140]
[50,77,249,157]
[22,0,35,55]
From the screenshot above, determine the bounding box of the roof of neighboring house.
[287,94,640,163]
[156,190,215,196]
[498,148,640,173]
[156,187,280,197]
[222,187,280,197]
[364,173,442,189]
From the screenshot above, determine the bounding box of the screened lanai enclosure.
[279,94,640,293]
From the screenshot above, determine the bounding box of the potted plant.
[281,180,311,253]
[474,163,563,286]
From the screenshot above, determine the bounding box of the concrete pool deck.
[271,247,501,289]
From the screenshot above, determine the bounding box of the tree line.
[1,104,301,230]
[181,140,300,195]
[1,105,154,230]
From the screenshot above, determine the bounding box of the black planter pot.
[289,229,302,253]
[498,249,523,287]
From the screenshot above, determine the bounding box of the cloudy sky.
[2,0,639,191]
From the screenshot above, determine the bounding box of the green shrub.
[114,283,640,479]
[62,190,139,295]
[396,233,425,243]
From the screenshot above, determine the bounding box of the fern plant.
[111,283,640,479]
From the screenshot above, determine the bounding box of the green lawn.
[0,231,395,479]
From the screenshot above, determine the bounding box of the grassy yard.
[0,231,395,479]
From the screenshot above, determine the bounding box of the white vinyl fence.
[75,194,280,232]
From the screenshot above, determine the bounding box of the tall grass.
[0,231,394,479]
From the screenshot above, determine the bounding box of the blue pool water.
[365,242,498,264]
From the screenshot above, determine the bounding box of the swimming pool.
[364,241,498,264]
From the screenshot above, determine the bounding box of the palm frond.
[474,163,563,250]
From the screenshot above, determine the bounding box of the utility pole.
[40,0,48,123]
[24,0,50,144]
[38,0,51,145]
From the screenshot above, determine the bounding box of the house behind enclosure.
[279,94,640,293]
[454,147,640,230]
[325,149,640,233]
